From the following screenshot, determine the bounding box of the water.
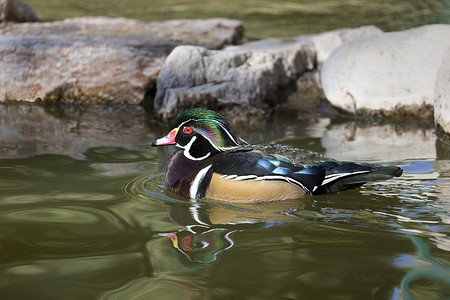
[3,1,450,298]
[25,0,450,40]
[0,104,449,299]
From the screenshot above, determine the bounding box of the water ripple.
[0,205,134,254]
[1,192,117,205]
[121,173,181,205]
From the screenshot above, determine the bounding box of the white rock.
[321,24,450,113]
[309,25,382,65]
[434,45,450,138]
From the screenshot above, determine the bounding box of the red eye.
[182,236,192,251]
[183,126,193,134]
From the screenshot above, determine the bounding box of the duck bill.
[152,128,178,147]
[158,232,179,248]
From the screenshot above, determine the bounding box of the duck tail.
[315,162,403,194]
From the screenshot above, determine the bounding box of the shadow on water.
[0,103,449,299]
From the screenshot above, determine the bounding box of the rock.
[321,24,450,116]
[154,26,381,124]
[276,72,323,119]
[0,17,244,105]
[154,45,285,125]
[0,0,39,23]
[434,45,450,142]
[308,25,382,66]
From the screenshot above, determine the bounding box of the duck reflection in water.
[157,199,290,267]
[159,226,236,267]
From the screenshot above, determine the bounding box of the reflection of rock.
[322,122,436,162]
[434,45,450,142]
[0,103,153,159]
[0,17,243,104]
[0,0,39,23]
[322,25,450,116]
[91,162,157,177]
[154,26,381,123]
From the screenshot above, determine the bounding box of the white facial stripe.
[203,135,221,152]
[212,120,240,147]
[183,136,211,161]
[177,119,194,129]
[193,120,234,152]
[190,165,212,199]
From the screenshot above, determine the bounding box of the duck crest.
[172,108,245,151]
[152,108,403,202]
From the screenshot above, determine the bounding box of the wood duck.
[152,108,403,202]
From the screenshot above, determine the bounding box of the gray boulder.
[0,17,243,105]
[434,45,450,141]
[321,24,450,116]
[154,26,382,124]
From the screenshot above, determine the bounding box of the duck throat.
[183,135,218,161]
[165,150,216,198]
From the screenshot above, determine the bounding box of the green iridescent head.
[152,108,247,160]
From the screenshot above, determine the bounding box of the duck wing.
[232,144,403,195]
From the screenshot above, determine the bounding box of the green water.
[26,0,450,39]
[2,1,450,298]
[0,104,449,299]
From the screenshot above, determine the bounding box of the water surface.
[3,1,450,298]
[0,106,449,299]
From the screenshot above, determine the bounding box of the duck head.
[152,109,247,160]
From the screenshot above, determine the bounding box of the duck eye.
[182,126,193,134]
